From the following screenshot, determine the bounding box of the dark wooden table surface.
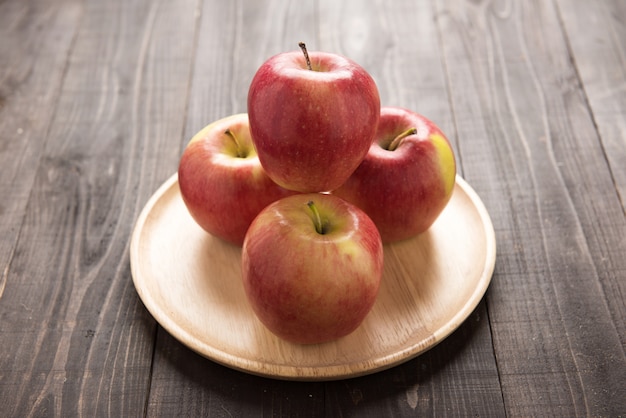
[2,0,625,416]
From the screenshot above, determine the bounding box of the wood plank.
[0,0,80,306]
[555,0,626,348]
[326,304,505,417]
[0,0,198,415]
[317,0,505,415]
[149,330,325,417]
[556,0,626,212]
[0,1,83,413]
[145,1,327,416]
[435,0,626,415]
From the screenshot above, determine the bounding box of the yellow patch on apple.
[430,133,456,196]
[336,238,361,259]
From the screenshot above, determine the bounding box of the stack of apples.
[178,43,456,345]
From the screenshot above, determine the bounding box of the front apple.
[178,113,296,246]
[241,193,383,344]
[334,107,456,243]
[247,43,381,193]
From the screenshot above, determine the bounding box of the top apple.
[247,43,381,193]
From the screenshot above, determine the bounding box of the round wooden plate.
[130,174,496,381]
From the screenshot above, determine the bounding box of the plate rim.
[130,174,496,381]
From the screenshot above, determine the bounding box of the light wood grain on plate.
[130,174,496,380]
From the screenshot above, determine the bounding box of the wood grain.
[557,0,626,212]
[0,0,624,416]
[0,0,197,415]
[0,0,80,306]
[556,0,626,350]
[149,329,326,417]
[436,0,626,415]
[325,303,504,417]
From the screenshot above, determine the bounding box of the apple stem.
[387,128,417,151]
[307,201,326,234]
[224,129,245,158]
[298,42,312,71]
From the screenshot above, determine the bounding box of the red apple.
[178,113,296,246]
[333,107,456,243]
[241,193,383,344]
[247,42,381,193]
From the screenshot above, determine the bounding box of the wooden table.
[1,0,625,416]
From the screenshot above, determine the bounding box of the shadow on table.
[145,299,496,416]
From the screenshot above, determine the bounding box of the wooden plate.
[130,174,496,381]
